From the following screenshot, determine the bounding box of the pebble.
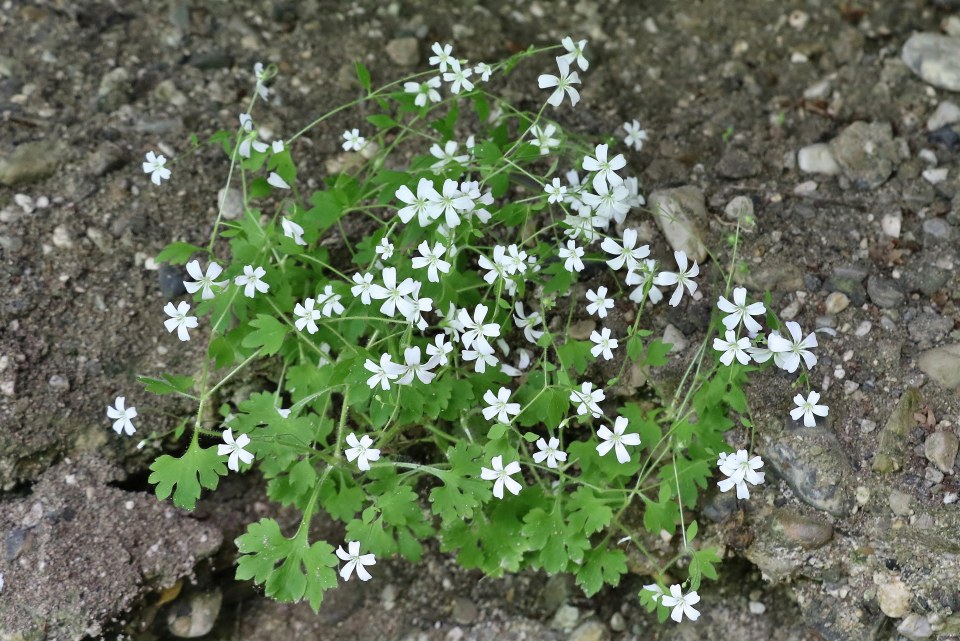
[568,320,596,341]
[217,188,244,219]
[385,37,420,67]
[797,143,841,175]
[48,375,70,392]
[922,167,948,184]
[13,194,34,213]
[749,601,766,615]
[866,276,904,309]
[0,140,60,186]
[608,612,625,632]
[648,186,708,262]
[723,195,756,231]
[924,431,958,473]
[881,210,902,238]
[716,148,760,179]
[52,225,73,248]
[663,324,688,353]
[452,597,477,625]
[898,613,933,640]
[794,180,818,195]
[828,121,900,190]
[86,142,126,176]
[888,490,913,517]
[921,217,952,240]
[567,621,609,641]
[788,10,809,29]
[873,389,916,474]
[918,148,938,165]
[855,321,872,337]
[96,67,132,112]
[927,101,960,131]
[908,312,952,345]
[186,50,234,70]
[902,33,960,91]
[826,266,868,305]
[551,604,580,631]
[158,264,187,299]
[167,590,223,638]
[775,509,833,549]
[803,78,832,100]
[876,575,912,618]
[824,292,849,315]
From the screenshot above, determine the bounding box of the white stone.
[927,101,960,131]
[798,144,841,175]
[922,167,948,184]
[881,211,902,238]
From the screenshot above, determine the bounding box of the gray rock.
[924,431,959,473]
[551,604,580,631]
[86,141,126,176]
[828,121,900,189]
[0,141,60,186]
[385,37,420,67]
[158,264,188,299]
[568,620,609,641]
[867,275,904,309]
[877,575,912,618]
[663,324,688,353]
[737,263,804,291]
[874,388,921,473]
[452,597,478,625]
[922,217,953,241]
[723,195,756,231]
[716,148,760,179]
[901,260,951,296]
[825,266,868,305]
[824,292,849,315]
[797,143,841,175]
[775,509,833,549]
[928,101,960,130]
[96,67,132,112]
[898,613,933,640]
[902,32,960,91]
[648,186,708,263]
[187,50,234,69]
[889,489,913,516]
[167,590,223,638]
[217,187,244,219]
[908,312,952,346]
[608,613,626,632]
[764,420,855,517]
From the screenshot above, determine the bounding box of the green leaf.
[567,487,613,535]
[644,339,672,366]
[148,440,227,510]
[242,314,288,356]
[430,442,487,525]
[576,546,628,596]
[367,114,396,129]
[556,340,593,375]
[487,423,508,440]
[688,546,722,591]
[626,335,644,362]
[138,373,194,396]
[155,242,205,265]
[355,61,371,92]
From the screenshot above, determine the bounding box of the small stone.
[881,210,902,238]
[154,79,187,107]
[927,101,960,131]
[13,194,34,213]
[716,148,760,179]
[908,312,952,346]
[922,217,952,240]
[48,374,70,392]
[922,167,948,184]
[803,79,832,100]
[867,276,904,309]
[874,388,921,473]
[824,292,849,315]
[902,33,960,91]
[0,140,60,186]
[876,575,912,618]
[385,37,420,67]
[924,431,958,473]
[797,143,841,175]
[86,141,126,176]
[663,324,688,353]
[788,10,809,29]
[828,121,900,190]
[167,590,223,638]
[217,188,244,220]
[648,186,708,262]
[452,597,477,625]
[608,612,625,632]
[187,50,234,70]
[898,614,933,640]
[738,263,804,292]
[775,509,833,549]
[825,267,867,305]
[723,195,756,231]
[158,264,187,299]
[551,604,580,631]
[567,621,609,641]
[568,319,596,341]
[794,180,818,195]
[52,225,73,248]
[888,490,913,516]
[96,67,132,112]
[748,601,766,615]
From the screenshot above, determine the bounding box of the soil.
[2,0,959,640]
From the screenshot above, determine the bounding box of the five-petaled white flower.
[375,238,395,261]
[571,382,605,418]
[791,390,829,427]
[396,178,442,226]
[317,284,344,317]
[411,241,451,283]
[473,62,493,82]
[351,272,375,304]
[560,36,589,71]
[267,172,290,190]
[586,286,615,319]
[235,265,269,298]
[643,583,665,603]
[458,304,500,351]
[544,177,568,203]
[429,140,469,172]
[717,287,766,335]
[342,129,366,152]
[583,143,626,188]
[426,333,454,367]
[336,540,376,582]
[281,217,307,246]
[654,251,699,307]
[558,239,585,272]
[428,42,456,72]
[626,259,663,305]
[713,330,751,366]
[530,124,561,155]
[538,56,581,108]
[218,428,254,472]
[253,62,270,101]
[622,119,648,151]
[533,437,567,469]
[364,353,403,390]
[183,260,227,300]
[163,301,198,341]
[514,302,545,344]
[294,298,322,334]
[344,432,381,471]
[369,267,415,317]
[597,416,641,463]
[142,151,171,186]
[106,396,137,435]
[590,327,619,361]
[482,387,521,424]
[660,585,700,623]
[768,321,818,373]
[443,61,474,94]
[601,229,649,272]
[480,455,523,499]
[404,77,442,107]
[717,449,765,499]
[581,179,630,223]
[395,346,435,385]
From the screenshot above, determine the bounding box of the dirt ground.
[2,0,959,639]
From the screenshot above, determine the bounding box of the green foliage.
[148,440,226,510]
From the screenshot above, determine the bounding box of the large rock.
[648,186,708,263]
[918,344,960,389]
[874,388,921,473]
[902,33,960,91]
[0,141,60,186]
[828,121,900,189]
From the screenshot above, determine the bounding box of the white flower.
[717,287,765,335]
[590,327,619,361]
[538,56,581,108]
[240,112,253,132]
[596,416,641,463]
[267,172,290,190]
[235,265,269,298]
[294,298,321,334]
[558,239,585,273]
[443,61,474,94]
[480,455,522,499]
[281,217,307,246]
[582,143,626,188]
[404,77,442,107]
[342,129,366,152]
[375,238,395,261]
[336,540,376,582]
[473,62,493,81]
[163,301,198,341]
[458,304,500,351]
[462,340,498,373]
[482,387,521,424]
[713,330,751,366]
[106,396,137,436]
[253,61,270,101]
[318,285,344,317]
[622,176,646,213]
[351,272,375,304]
[429,141,469,172]
[478,245,512,284]
[369,267,415,317]
[544,177,567,204]
[218,428,254,472]
[364,353,403,390]
[142,151,171,186]
[533,437,567,469]
[622,119,648,151]
[626,259,663,305]
[790,390,829,427]
[411,241,451,283]
[513,302,544,344]
[768,321,818,373]
[643,584,665,603]
[585,286,614,319]
[653,251,699,307]
[428,42,455,72]
[717,449,765,499]
[396,282,433,331]
[183,260,227,300]
[571,381,605,418]
[396,346,435,385]
[581,179,630,224]
[272,140,285,153]
[344,432,380,471]
[530,124,560,155]
[396,178,442,226]
[600,228,649,271]
[560,36,589,71]
[426,333,453,367]
[660,585,700,623]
